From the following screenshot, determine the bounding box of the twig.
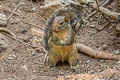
[95,0,110,22]
[21,20,45,31]
[7,1,24,21]
[100,0,110,6]
[2,32,38,49]
[0,27,16,37]
[39,15,46,22]
[42,47,48,64]
[88,0,110,18]
[0,28,39,49]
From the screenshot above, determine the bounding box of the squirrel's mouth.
[52,28,60,33]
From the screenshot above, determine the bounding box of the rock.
[116,26,120,32]
[116,23,120,32]
[40,0,82,18]
[40,0,79,18]
[0,13,7,26]
[90,22,95,28]
[102,44,108,50]
[35,48,43,53]
[117,60,120,64]
[0,38,8,53]
[113,50,120,55]
[7,56,14,60]
[8,54,17,60]
[21,65,28,71]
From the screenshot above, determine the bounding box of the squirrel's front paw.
[59,40,66,46]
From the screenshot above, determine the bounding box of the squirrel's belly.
[53,44,74,61]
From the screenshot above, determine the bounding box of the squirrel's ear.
[64,15,70,22]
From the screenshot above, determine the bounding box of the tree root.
[0,27,16,38]
[77,44,120,60]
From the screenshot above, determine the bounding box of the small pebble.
[113,50,120,55]
[117,61,120,64]
[21,65,28,71]
[102,44,108,50]
[0,13,7,26]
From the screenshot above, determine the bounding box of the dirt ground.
[0,0,120,80]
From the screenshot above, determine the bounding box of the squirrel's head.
[52,16,70,33]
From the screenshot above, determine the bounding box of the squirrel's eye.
[59,21,63,25]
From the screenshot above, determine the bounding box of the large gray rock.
[40,0,79,18]
[0,13,7,26]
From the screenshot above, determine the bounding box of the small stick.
[7,1,24,21]
[42,47,48,64]
[0,28,38,49]
[2,32,38,49]
[39,15,46,22]
[88,0,110,18]
[0,27,16,37]
[21,20,45,31]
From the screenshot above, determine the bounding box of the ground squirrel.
[48,16,78,67]
[43,7,82,67]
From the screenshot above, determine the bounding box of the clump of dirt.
[0,0,120,80]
